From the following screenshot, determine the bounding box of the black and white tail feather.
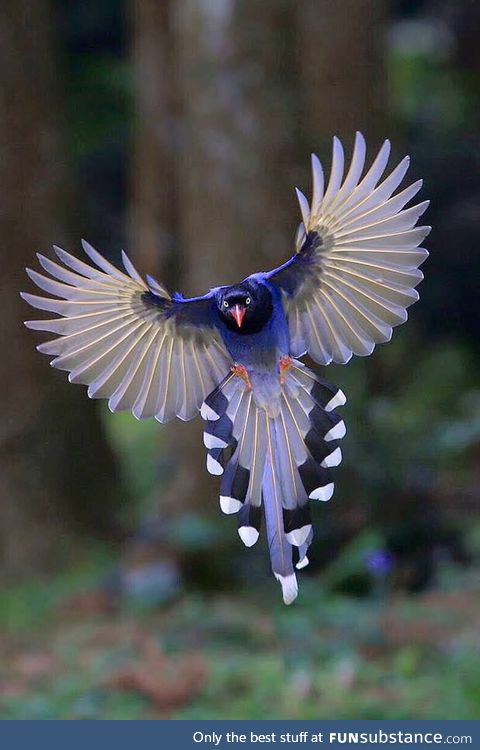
[201,361,346,604]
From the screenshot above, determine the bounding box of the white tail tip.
[309,482,334,502]
[325,389,347,412]
[321,447,342,468]
[275,572,298,605]
[325,420,346,442]
[206,454,223,475]
[238,526,259,547]
[296,556,309,570]
[219,496,242,515]
[286,525,312,547]
[201,402,220,421]
[203,432,228,449]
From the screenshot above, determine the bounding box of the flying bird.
[22,133,430,604]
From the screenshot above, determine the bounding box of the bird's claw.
[231,364,252,389]
[279,355,294,385]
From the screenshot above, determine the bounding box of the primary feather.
[23,240,230,422]
[267,131,430,365]
[22,133,429,604]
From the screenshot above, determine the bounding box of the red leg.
[279,355,294,385]
[231,364,252,389]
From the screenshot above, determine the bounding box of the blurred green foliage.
[334,333,480,493]
[104,409,165,510]
[1,551,480,719]
[65,56,131,161]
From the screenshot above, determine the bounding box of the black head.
[216,280,273,335]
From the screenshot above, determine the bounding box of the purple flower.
[365,549,394,576]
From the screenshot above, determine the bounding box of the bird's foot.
[231,364,252,389]
[279,355,294,385]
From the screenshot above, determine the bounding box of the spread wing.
[267,132,430,364]
[22,240,231,422]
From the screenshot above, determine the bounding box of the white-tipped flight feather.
[287,134,429,366]
[23,243,231,422]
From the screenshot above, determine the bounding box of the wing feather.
[132,332,167,419]
[108,327,161,411]
[23,243,231,421]
[267,134,429,365]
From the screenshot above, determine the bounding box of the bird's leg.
[279,355,294,385]
[231,363,252,389]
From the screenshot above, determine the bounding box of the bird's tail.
[201,360,346,604]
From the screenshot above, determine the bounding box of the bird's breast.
[223,330,287,416]
[219,296,290,415]
[248,369,283,416]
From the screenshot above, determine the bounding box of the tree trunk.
[0,0,124,576]
[130,0,299,522]
[297,0,389,150]
[130,0,179,282]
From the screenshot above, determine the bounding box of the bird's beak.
[231,304,246,328]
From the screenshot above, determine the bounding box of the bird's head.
[216,280,273,334]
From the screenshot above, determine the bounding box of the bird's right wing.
[266,133,430,364]
[22,241,231,422]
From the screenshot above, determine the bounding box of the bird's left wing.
[266,132,430,364]
[22,241,231,422]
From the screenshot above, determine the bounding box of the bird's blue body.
[213,276,290,413]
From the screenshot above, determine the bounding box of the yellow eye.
[223,300,229,308]
[245,297,251,305]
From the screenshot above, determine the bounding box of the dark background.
[1,0,479,719]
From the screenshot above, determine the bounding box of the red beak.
[231,304,246,328]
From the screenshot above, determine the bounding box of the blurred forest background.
[1,0,480,720]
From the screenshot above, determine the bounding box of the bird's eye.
[245,297,251,305]
[223,300,229,308]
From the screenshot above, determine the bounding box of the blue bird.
[22,134,430,604]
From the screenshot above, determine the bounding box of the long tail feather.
[263,416,298,604]
[201,361,346,604]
